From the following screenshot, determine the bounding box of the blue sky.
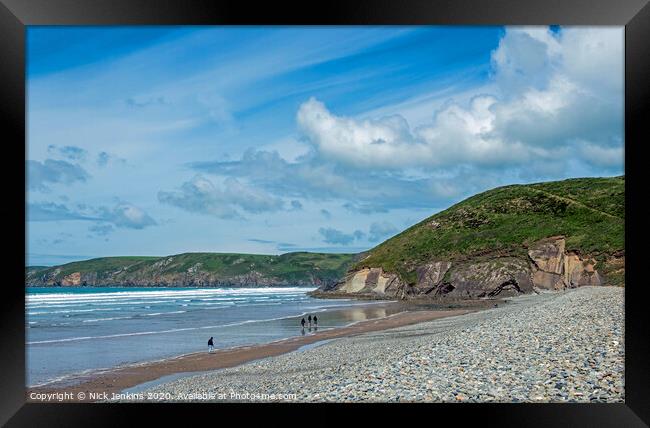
[26,26,624,266]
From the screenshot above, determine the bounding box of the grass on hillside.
[356,176,624,285]
[27,252,357,283]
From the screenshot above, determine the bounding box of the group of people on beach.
[301,314,317,329]
[207,315,320,353]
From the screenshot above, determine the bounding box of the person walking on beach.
[313,315,318,326]
[308,315,312,327]
[301,318,306,329]
[208,337,214,353]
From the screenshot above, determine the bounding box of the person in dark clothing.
[313,315,318,326]
[301,318,306,328]
[308,315,312,327]
[208,337,214,353]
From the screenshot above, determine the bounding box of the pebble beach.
[135,286,624,403]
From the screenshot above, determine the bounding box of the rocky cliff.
[311,176,624,300]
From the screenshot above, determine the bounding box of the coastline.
[134,287,624,403]
[26,286,406,388]
[27,303,482,402]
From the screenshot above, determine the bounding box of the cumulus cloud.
[297,99,426,168]
[158,175,285,218]
[577,141,624,169]
[191,149,469,211]
[368,221,399,242]
[295,27,622,171]
[318,227,365,245]
[98,203,157,229]
[494,27,622,99]
[490,27,622,152]
[27,159,90,192]
[184,27,622,216]
[28,200,156,231]
[490,27,560,95]
[296,96,534,169]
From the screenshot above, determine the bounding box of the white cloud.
[28,200,156,231]
[577,141,625,168]
[297,97,428,168]
[105,203,157,229]
[295,26,623,173]
[490,27,561,95]
[186,26,623,224]
[559,27,624,97]
[158,175,285,218]
[296,95,531,169]
[192,150,470,211]
[490,27,623,149]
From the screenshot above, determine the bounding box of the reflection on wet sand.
[308,303,404,328]
[341,307,388,322]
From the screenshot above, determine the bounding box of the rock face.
[415,261,452,294]
[442,258,534,299]
[61,271,81,286]
[384,258,534,300]
[316,236,605,300]
[29,269,334,288]
[335,268,402,297]
[528,236,601,290]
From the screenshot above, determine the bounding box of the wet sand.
[26,306,476,402]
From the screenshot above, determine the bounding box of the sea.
[26,286,395,387]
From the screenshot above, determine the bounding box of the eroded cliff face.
[30,270,334,287]
[28,262,337,288]
[61,271,81,286]
[528,236,602,290]
[333,268,402,297]
[313,236,618,300]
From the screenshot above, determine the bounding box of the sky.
[26,26,624,266]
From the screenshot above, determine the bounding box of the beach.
[122,286,624,403]
[26,286,624,403]
[27,305,477,402]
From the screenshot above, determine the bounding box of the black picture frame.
[2,0,648,425]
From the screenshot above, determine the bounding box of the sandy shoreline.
[26,306,476,402]
[135,287,623,403]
